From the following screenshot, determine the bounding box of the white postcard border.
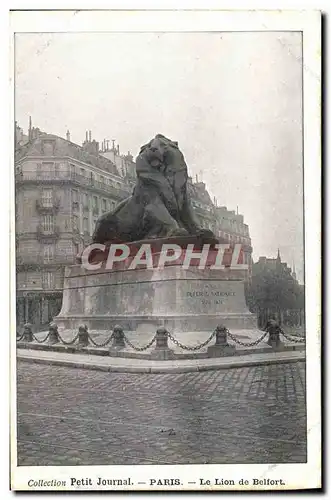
[9,8,321,491]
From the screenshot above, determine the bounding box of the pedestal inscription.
[177,281,248,315]
[55,264,257,331]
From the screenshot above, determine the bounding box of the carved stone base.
[55,260,257,333]
[207,344,236,358]
[150,348,175,360]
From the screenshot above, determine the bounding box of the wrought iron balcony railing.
[36,197,60,213]
[16,170,131,200]
[36,225,60,240]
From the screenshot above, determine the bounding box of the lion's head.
[138,134,186,173]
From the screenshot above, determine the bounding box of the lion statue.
[92,134,215,244]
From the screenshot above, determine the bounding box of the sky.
[15,31,304,282]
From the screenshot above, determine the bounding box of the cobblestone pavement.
[16,361,306,466]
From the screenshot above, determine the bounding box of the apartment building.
[15,125,132,327]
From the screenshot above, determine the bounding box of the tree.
[246,264,304,327]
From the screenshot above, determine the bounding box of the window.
[54,163,59,178]
[83,217,89,232]
[100,176,105,184]
[72,215,79,232]
[42,272,54,289]
[80,168,86,177]
[41,189,53,207]
[102,199,107,212]
[40,162,54,179]
[42,140,55,156]
[72,189,79,203]
[43,244,54,263]
[42,215,54,231]
[83,193,89,207]
[93,196,98,210]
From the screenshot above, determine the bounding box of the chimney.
[85,131,88,142]
[66,130,70,142]
[195,174,198,183]
[89,130,92,142]
[106,140,109,151]
[28,116,32,141]
[117,144,120,155]
[112,139,115,151]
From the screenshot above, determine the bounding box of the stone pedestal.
[54,238,257,333]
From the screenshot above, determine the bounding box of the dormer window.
[41,139,55,156]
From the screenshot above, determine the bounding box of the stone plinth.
[54,259,257,332]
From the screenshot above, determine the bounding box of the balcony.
[192,204,215,219]
[36,197,60,213]
[15,170,131,201]
[36,225,60,241]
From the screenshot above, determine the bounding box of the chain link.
[123,333,156,351]
[32,333,50,343]
[167,330,216,351]
[227,329,268,347]
[280,329,305,343]
[57,332,80,345]
[88,332,114,347]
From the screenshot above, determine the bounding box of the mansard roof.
[188,181,213,206]
[15,133,119,176]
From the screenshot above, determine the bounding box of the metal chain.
[57,332,80,345]
[280,329,305,343]
[167,330,216,351]
[227,329,268,347]
[16,333,24,342]
[123,333,156,351]
[32,333,50,343]
[88,332,114,347]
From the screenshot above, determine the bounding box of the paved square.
[16,361,306,465]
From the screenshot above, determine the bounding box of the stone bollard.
[150,327,175,360]
[48,323,59,345]
[22,323,33,343]
[111,325,125,350]
[207,325,236,358]
[78,324,89,347]
[266,319,283,350]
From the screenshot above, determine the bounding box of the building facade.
[188,178,253,281]
[15,123,253,327]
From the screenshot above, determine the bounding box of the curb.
[17,349,305,374]
[16,340,304,359]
